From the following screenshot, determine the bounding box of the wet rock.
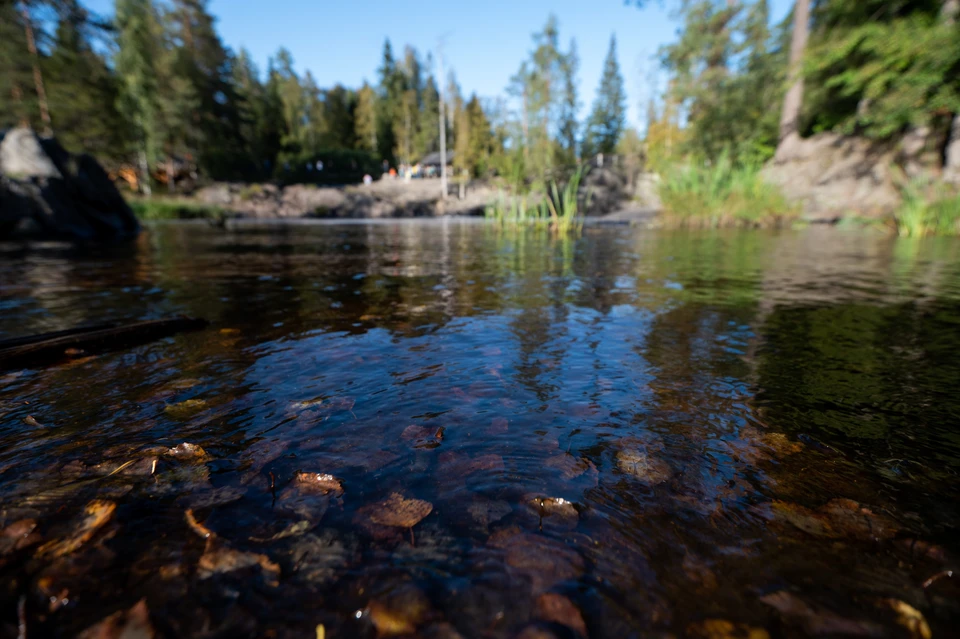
[616,448,672,484]
[401,424,445,449]
[197,542,281,586]
[545,454,599,483]
[763,132,901,220]
[284,531,349,584]
[767,499,898,542]
[179,486,246,510]
[163,399,208,420]
[165,442,211,461]
[437,452,505,477]
[0,519,40,565]
[36,500,115,559]
[490,531,586,594]
[535,593,588,636]
[76,599,155,639]
[469,499,512,528]
[760,591,884,637]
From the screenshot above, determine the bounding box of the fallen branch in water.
[0,316,208,371]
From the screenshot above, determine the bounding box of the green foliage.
[806,7,960,139]
[894,182,960,237]
[659,154,799,227]
[659,0,786,164]
[485,165,588,234]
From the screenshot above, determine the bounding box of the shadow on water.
[0,222,959,637]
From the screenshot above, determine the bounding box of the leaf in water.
[535,593,588,636]
[197,541,280,586]
[163,399,208,420]
[23,415,44,428]
[250,520,312,543]
[616,448,672,484]
[316,624,325,639]
[76,599,155,639]
[880,599,931,639]
[365,584,431,637]
[295,472,344,496]
[526,496,579,525]
[760,591,884,637]
[401,424,445,449]
[184,509,215,540]
[368,493,433,528]
[165,442,210,461]
[36,500,115,559]
[686,619,770,639]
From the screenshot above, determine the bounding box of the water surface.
[1,222,959,637]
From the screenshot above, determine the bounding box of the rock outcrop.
[0,127,139,240]
[763,132,902,220]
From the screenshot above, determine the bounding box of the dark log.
[0,317,208,370]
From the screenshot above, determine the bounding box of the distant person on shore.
[363,174,373,185]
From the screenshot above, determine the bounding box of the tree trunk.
[21,6,52,136]
[166,158,176,194]
[942,0,960,181]
[777,0,811,146]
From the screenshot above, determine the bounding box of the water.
[1,221,959,638]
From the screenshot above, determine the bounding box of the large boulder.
[0,127,139,240]
[763,132,902,220]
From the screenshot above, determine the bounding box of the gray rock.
[943,116,960,184]
[763,132,902,220]
[0,127,61,180]
[0,127,139,240]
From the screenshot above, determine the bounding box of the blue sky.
[82,0,791,128]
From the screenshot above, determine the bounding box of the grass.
[659,154,799,228]
[485,165,587,234]
[892,181,960,237]
[128,197,225,221]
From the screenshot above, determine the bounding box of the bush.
[659,154,798,227]
[894,182,960,237]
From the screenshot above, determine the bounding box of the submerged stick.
[0,316,208,371]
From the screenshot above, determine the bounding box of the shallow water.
[1,222,959,638]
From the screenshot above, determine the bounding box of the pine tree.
[415,75,441,160]
[0,3,35,130]
[376,39,400,165]
[583,35,627,158]
[323,85,357,150]
[557,38,580,164]
[354,82,378,153]
[45,0,129,163]
[115,0,164,192]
